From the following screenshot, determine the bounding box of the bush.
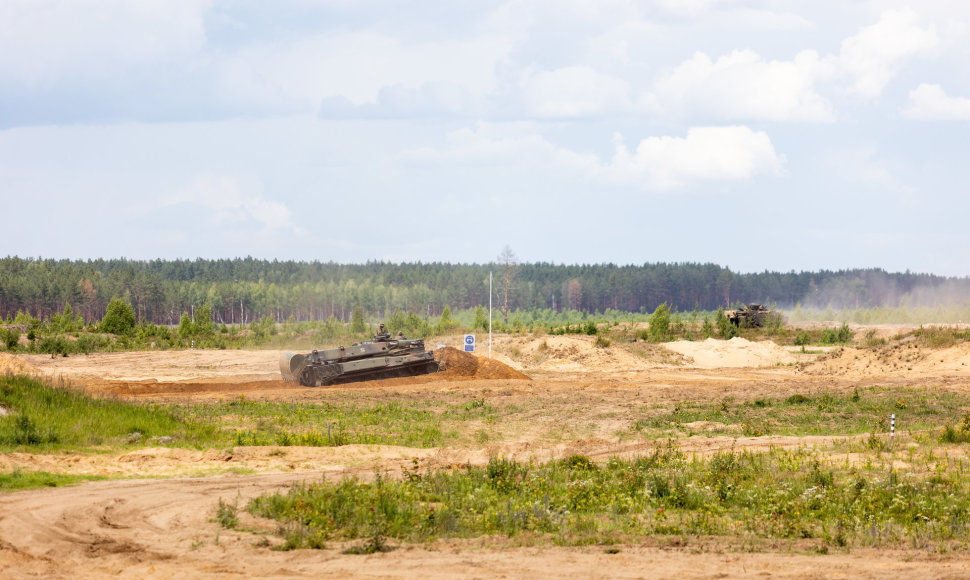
[178,312,194,338]
[472,306,489,332]
[0,328,19,350]
[350,307,366,334]
[715,308,738,339]
[648,303,671,342]
[820,323,852,345]
[101,298,136,336]
[436,306,458,334]
[700,318,714,339]
[37,335,73,357]
[793,332,811,346]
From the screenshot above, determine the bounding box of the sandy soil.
[4,335,970,578]
[664,337,798,368]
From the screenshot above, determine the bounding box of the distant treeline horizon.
[2,256,968,325]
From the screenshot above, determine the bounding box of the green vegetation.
[647,303,672,342]
[820,323,853,344]
[939,413,970,444]
[0,469,106,491]
[0,375,450,452]
[7,371,970,551]
[4,257,969,332]
[250,445,970,550]
[631,387,970,438]
[101,297,136,336]
[0,374,215,449]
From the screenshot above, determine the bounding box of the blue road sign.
[463,334,475,352]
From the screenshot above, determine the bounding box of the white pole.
[489,271,493,359]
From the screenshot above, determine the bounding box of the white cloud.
[838,8,939,99]
[404,122,597,171]
[0,0,208,88]
[902,84,970,120]
[162,175,296,232]
[647,49,835,122]
[598,126,785,190]
[520,66,632,117]
[406,123,784,191]
[228,30,514,112]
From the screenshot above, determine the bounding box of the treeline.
[1,256,968,325]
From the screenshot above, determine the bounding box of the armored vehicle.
[725,304,770,327]
[279,329,440,387]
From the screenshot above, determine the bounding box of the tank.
[279,330,440,387]
[725,304,770,327]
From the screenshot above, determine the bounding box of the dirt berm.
[434,347,531,380]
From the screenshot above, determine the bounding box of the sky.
[1,0,969,275]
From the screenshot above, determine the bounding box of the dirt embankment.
[434,347,531,380]
[802,340,970,378]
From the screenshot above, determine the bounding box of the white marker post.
[488,271,492,359]
[891,413,895,444]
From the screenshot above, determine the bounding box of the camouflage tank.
[279,327,439,387]
[725,304,770,327]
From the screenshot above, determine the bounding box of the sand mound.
[662,337,797,368]
[491,334,671,372]
[802,340,970,378]
[435,347,531,380]
[0,352,38,375]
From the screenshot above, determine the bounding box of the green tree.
[387,310,407,334]
[472,305,489,332]
[195,303,215,336]
[350,307,366,334]
[436,306,457,334]
[101,298,136,336]
[648,303,671,342]
[179,312,195,338]
[700,318,715,339]
[715,308,738,339]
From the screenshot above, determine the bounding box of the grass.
[0,374,451,452]
[0,374,218,450]
[0,468,106,491]
[249,444,970,551]
[630,387,970,438]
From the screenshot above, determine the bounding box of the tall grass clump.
[913,326,970,349]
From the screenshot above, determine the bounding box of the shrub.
[350,307,366,334]
[700,318,714,339]
[472,306,489,332]
[1,328,19,350]
[648,303,672,342]
[820,323,852,345]
[101,298,136,336]
[715,308,738,339]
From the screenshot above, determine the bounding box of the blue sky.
[1,1,969,275]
